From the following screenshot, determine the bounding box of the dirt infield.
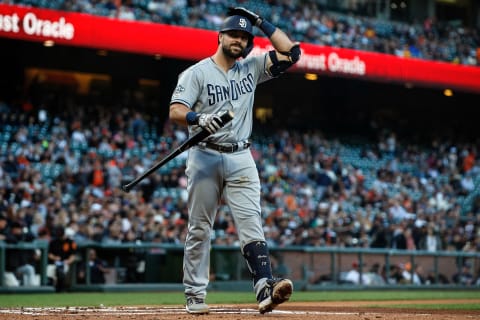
[0,300,479,320]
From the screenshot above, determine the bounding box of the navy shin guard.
[242,241,273,285]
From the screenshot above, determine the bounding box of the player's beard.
[222,42,243,59]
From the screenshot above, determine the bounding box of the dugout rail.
[0,242,479,292]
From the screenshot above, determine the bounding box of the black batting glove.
[227,7,263,26]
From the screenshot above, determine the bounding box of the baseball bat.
[122,110,234,193]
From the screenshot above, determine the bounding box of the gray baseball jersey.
[170,53,274,299]
[171,54,272,143]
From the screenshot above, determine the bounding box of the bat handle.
[122,184,132,193]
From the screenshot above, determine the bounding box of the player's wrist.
[259,20,276,38]
[186,111,199,125]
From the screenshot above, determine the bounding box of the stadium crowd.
[3,0,480,66]
[0,84,479,286]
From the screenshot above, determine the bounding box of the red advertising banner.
[1,4,479,93]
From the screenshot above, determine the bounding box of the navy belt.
[199,140,251,153]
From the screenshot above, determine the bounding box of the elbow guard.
[287,43,301,63]
[268,43,301,77]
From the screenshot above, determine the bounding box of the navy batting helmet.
[219,15,254,58]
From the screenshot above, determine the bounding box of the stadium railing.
[0,240,52,292]
[1,242,479,292]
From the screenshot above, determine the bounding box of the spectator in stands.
[420,225,442,252]
[4,221,39,286]
[451,262,475,286]
[3,154,19,180]
[401,262,423,285]
[392,225,416,250]
[77,248,110,284]
[425,269,450,285]
[367,262,386,285]
[0,214,7,241]
[475,266,480,286]
[388,197,415,223]
[117,3,135,20]
[385,264,404,284]
[460,172,475,195]
[47,225,78,292]
[344,261,370,285]
[368,215,389,248]
[120,228,146,283]
[130,111,147,140]
[91,222,106,242]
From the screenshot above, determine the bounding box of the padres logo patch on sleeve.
[173,85,185,98]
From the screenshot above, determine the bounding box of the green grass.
[290,290,480,301]
[0,291,478,309]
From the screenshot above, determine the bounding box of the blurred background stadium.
[0,0,479,292]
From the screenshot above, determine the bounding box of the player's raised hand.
[227,7,263,26]
[197,113,224,134]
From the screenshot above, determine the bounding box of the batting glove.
[198,113,224,134]
[227,7,263,26]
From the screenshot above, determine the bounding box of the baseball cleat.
[186,297,210,314]
[257,278,293,314]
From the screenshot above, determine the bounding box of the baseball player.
[169,7,301,314]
